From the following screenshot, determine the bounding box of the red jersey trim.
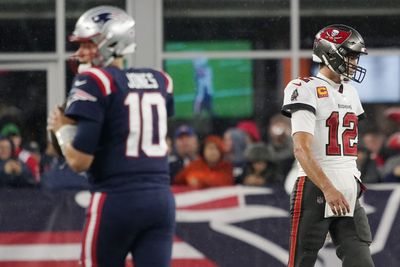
[82,68,116,96]
[288,176,306,267]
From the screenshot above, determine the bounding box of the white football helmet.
[69,6,136,68]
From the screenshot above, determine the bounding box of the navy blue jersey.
[65,66,174,189]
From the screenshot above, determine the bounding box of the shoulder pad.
[285,77,315,92]
[80,67,116,96]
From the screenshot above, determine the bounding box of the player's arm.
[291,110,350,216]
[48,107,99,173]
[63,140,93,173]
[49,70,109,172]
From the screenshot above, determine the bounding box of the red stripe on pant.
[81,192,107,267]
[288,176,306,267]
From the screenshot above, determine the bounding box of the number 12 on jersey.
[326,111,358,156]
[124,92,168,157]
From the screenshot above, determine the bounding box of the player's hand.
[47,105,76,133]
[323,185,350,216]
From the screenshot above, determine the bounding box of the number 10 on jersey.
[125,92,168,157]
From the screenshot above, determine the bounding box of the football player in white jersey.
[282,24,374,267]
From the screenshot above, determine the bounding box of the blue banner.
[0,184,399,266]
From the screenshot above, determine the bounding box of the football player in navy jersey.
[47,6,175,267]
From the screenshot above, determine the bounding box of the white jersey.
[282,73,365,179]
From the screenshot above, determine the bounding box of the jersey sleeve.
[72,118,102,155]
[65,68,113,123]
[291,110,316,136]
[281,79,317,118]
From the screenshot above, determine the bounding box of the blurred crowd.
[0,122,89,190]
[1,106,400,193]
[169,115,293,190]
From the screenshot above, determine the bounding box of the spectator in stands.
[169,125,199,182]
[0,135,35,187]
[381,132,400,183]
[40,141,89,190]
[265,114,294,180]
[359,129,386,183]
[237,120,261,144]
[39,141,60,174]
[381,156,400,183]
[0,123,40,183]
[40,162,89,190]
[26,140,41,171]
[174,135,233,189]
[223,127,248,182]
[239,142,283,186]
[384,107,400,125]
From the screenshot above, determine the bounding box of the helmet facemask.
[323,48,366,83]
[343,54,366,83]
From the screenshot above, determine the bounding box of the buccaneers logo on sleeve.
[290,89,299,101]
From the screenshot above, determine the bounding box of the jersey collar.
[316,73,342,91]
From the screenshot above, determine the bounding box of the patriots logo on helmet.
[92,12,113,25]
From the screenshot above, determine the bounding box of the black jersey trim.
[281,103,316,118]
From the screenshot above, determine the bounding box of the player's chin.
[348,67,357,76]
[345,71,355,79]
